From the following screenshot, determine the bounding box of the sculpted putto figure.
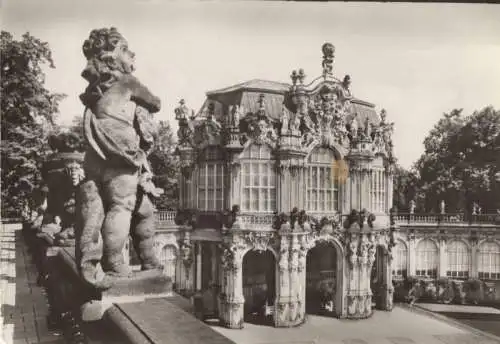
[77,27,163,288]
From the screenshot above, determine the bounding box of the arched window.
[306,147,340,212]
[446,241,470,279]
[198,147,225,211]
[478,242,500,280]
[392,240,407,278]
[241,144,276,212]
[370,169,386,213]
[416,239,438,278]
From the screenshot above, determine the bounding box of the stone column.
[361,169,370,210]
[275,236,291,327]
[408,234,416,276]
[386,171,394,213]
[345,232,361,318]
[280,166,291,212]
[283,234,306,326]
[342,172,351,214]
[471,240,478,278]
[219,244,245,329]
[438,238,447,278]
[377,249,394,311]
[196,242,202,291]
[229,162,241,209]
[211,243,217,286]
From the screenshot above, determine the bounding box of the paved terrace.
[210,306,500,344]
[1,223,64,344]
[0,224,122,344]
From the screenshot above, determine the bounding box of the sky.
[3,0,500,168]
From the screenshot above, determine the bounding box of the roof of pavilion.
[199,78,380,127]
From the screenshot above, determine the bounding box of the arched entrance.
[306,241,341,317]
[242,250,276,325]
[159,245,178,288]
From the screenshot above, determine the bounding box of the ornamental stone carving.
[371,109,395,160]
[175,100,222,149]
[41,133,85,246]
[239,94,278,148]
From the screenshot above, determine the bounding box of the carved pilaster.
[219,241,245,329]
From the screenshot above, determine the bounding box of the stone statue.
[281,104,290,135]
[440,200,446,215]
[409,200,416,214]
[321,43,335,75]
[54,161,85,246]
[77,27,163,289]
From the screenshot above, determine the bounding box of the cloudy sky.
[3,0,500,168]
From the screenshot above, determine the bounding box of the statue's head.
[65,161,85,186]
[81,27,135,85]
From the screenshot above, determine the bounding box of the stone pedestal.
[45,245,172,324]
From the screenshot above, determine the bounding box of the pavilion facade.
[155,43,398,328]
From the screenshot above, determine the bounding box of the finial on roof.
[208,102,215,118]
[257,94,266,118]
[175,99,189,120]
[380,109,387,124]
[342,75,351,90]
[297,69,306,85]
[322,42,335,76]
[290,70,298,86]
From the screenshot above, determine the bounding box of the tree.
[1,31,65,217]
[413,107,500,213]
[392,164,419,212]
[148,120,179,210]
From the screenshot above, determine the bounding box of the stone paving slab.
[418,303,500,314]
[1,224,64,344]
[116,297,236,344]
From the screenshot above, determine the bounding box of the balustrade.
[394,212,500,226]
[155,211,176,224]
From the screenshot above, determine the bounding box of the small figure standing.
[409,200,416,215]
[440,200,446,215]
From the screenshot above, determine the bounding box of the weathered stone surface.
[107,298,236,344]
[76,27,164,288]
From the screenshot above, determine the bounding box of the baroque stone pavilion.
[159,43,397,328]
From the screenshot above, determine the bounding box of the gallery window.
[370,169,386,213]
[415,239,438,278]
[197,148,225,211]
[392,240,408,278]
[306,147,340,212]
[241,144,276,212]
[446,240,470,279]
[478,242,500,280]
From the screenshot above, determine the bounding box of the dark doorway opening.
[242,250,276,326]
[306,242,338,316]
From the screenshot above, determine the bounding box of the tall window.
[446,241,470,279]
[415,239,438,278]
[478,242,500,280]
[241,144,276,212]
[370,169,386,213]
[306,147,339,212]
[392,240,408,278]
[198,148,225,211]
